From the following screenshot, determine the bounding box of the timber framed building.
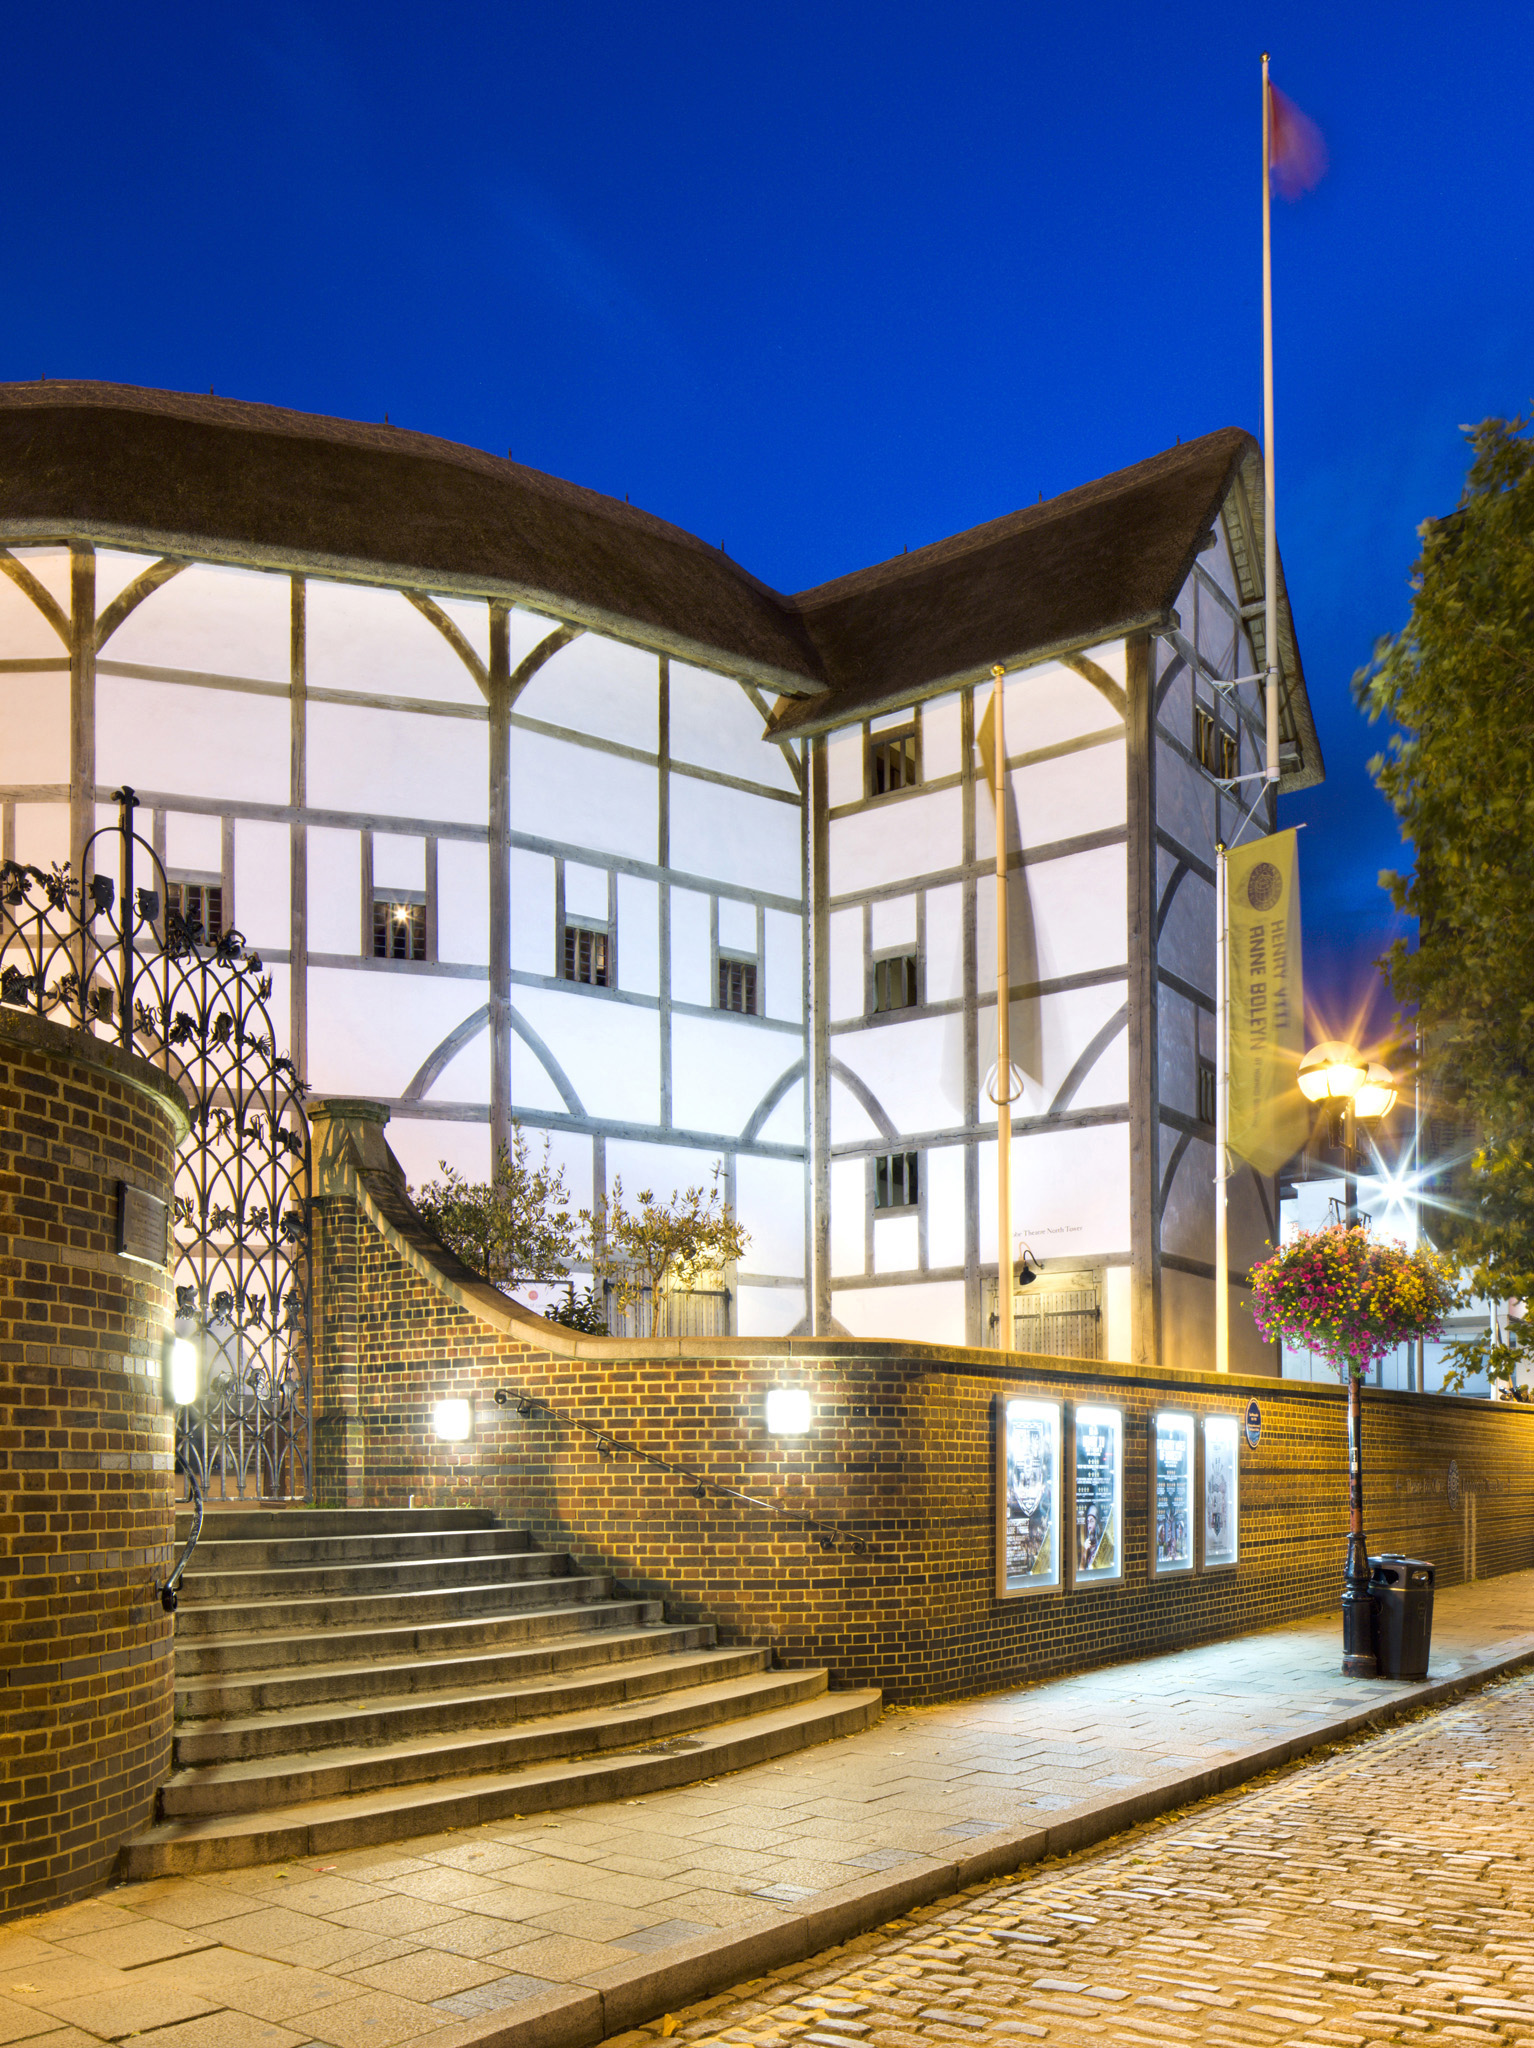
[0,383,1322,1371]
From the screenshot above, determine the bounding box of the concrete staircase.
[123,1507,881,1878]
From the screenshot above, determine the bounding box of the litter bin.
[1369,1554,1435,1679]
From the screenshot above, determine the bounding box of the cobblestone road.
[619,1670,1534,2048]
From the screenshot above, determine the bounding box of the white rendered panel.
[308,827,361,956]
[990,652,1125,762]
[925,883,964,1002]
[671,779,798,896]
[924,1144,967,1270]
[975,739,1126,864]
[975,980,1131,1121]
[439,840,490,967]
[1161,1126,1213,1259]
[13,803,67,869]
[923,693,963,780]
[605,1138,720,1205]
[423,1019,490,1103]
[833,1279,963,1344]
[234,820,289,950]
[508,849,555,975]
[735,1155,805,1277]
[0,674,67,780]
[308,703,484,824]
[670,888,711,1006]
[93,549,162,612]
[0,575,69,662]
[870,893,917,951]
[1158,860,1214,991]
[830,1157,865,1277]
[978,1121,1131,1262]
[618,874,659,996]
[389,1117,491,1191]
[827,726,863,808]
[515,634,657,753]
[104,560,290,682]
[5,547,71,620]
[671,1018,799,1139]
[564,861,608,918]
[670,663,797,792]
[829,907,863,1022]
[305,581,486,707]
[717,895,755,951]
[757,1076,804,1147]
[737,1286,805,1337]
[873,1214,919,1273]
[830,1073,882,1145]
[164,811,223,871]
[763,909,802,1024]
[1103,1265,1132,1363]
[837,1015,961,1132]
[870,707,912,732]
[831,786,962,898]
[1156,738,1215,859]
[506,1029,570,1114]
[305,966,491,1098]
[374,833,424,890]
[510,728,654,863]
[514,985,658,1124]
[100,677,288,804]
[976,844,1127,989]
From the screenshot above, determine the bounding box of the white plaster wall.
[6,547,71,613]
[873,1213,919,1273]
[670,662,799,794]
[305,967,488,1098]
[670,779,799,897]
[979,1121,1131,1262]
[389,1116,491,1193]
[234,819,289,950]
[923,693,963,780]
[308,827,361,955]
[618,874,659,995]
[831,787,962,898]
[0,674,68,779]
[514,986,659,1125]
[423,1017,491,1104]
[833,1279,965,1344]
[976,845,1127,988]
[439,841,490,966]
[671,1015,800,1139]
[309,704,484,824]
[511,728,655,864]
[829,908,863,1021]
[763,908,802,1024]
[105,561,291,684]
[1103,1265,1132,1363]
[826,727,863,808]
[0,574,69,661]
[736,1154,805,1278]
[508,850,555,976]
[305,582,487,707]
[12,802,68,869]
[163,810,222,872]
[375,833,425,891]
[830,1156,865,1277]
[829,1074,883,1147]
[755,1076,804,1148]
[835,1015,961,1134]
[604,1138,726,1206]
[971,980,1131,1122]
[737,1285,805,1337]
[670,888,711,1007]
[516,634,658,754]
[99,677,288,805]
[924,1143,967,1269]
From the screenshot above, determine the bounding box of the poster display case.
[1152,1411,1195,1575]
[1071,1404,1122,1584]
[1203,1414,1240,1568]
[997,1397,1062,1595]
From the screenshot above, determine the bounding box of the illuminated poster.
[999,1397,1061,1593]
[1204,1414,1240,1567]
[1073,1404,1122,1583]
[1153,1412,1195,1574]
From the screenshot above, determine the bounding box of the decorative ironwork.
[0,787,311,1501]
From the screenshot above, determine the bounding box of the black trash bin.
[1369,1554,1435,1679]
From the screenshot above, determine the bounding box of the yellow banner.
[1227,829,1307,1175]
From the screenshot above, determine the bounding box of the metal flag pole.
[1214,840,1230,1373]
[992,664,1014,1352]
[1262,51,1280,786]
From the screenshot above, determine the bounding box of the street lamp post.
[1298,1043,1398,1679]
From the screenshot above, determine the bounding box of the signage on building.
[117,1182,169,1267]
[1245,1398,1262,1449]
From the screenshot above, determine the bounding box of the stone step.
[176,1621,720,1719]
[185,1527,537,1571]
[123,1685,884,1876]
[175,1507,498,1541]
[173,1595,668,1679]
[172,1569,615,1640]
[160,1668,829,1815]
[173,1644,772,1765]
[180,1545,571,1604]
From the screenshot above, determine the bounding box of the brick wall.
[309,1101,1534,1707]
[0,1011,187,1923]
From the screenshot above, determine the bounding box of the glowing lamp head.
[162,1333,200,1409]
[433,1398,473,1442]
[1298,1040,1366,1104]
[1352,1063,1398,1123]
[765,1387,811,1436]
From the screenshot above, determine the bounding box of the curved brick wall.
[0,1010,189,1922]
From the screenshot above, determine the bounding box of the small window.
[874,1151,920,1210]
[873,953,919,1014]
[374,896,426,961]
[718,955,757,1014]
[1194,704,1239,781]
[1197,1055,1217,1128]
[868,725,919,797]
[167,878,223,942]
[563,924,609,987]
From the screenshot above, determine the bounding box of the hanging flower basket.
[1250,1223,1457,1380]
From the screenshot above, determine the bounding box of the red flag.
[1269,83,1327,199]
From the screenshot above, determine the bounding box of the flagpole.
[992,664,1014,1353]
[1214,840,1230,1373]
[1262,51,1279,786]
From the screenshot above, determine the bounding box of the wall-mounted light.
[766,1387,811,1436]
[162,1332,201,1410]
[433,1398,473,1442]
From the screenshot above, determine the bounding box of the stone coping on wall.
[0,1005,192,1140]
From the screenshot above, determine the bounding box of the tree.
[411,1125,582,1292]
[584,1166,750,1337]
[1355,415,1534,1386]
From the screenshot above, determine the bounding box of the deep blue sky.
[6,1,1529,1047]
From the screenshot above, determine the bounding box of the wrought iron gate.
[0,788,312,1500]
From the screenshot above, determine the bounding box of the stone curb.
[436,1635,1534,2048]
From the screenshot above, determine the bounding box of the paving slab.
[7,1571,1534,2048]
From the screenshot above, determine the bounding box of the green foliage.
[1354,414,1534,1379]
[411,1125,582,1291]
[1440,1318,1534,1395]
[584,1166,750,1337]
[544,1283,609,1334]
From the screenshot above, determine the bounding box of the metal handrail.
[494,1386,869,1554]
[158,1471,204,1613]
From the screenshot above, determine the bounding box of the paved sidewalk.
[5,1574,1534,2048]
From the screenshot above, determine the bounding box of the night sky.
[6,1,1529,1052]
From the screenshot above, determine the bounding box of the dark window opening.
[563,924,609,987]
[869,726,919,797]
[1198,1054,1217,1128]
[873,953,919,1013]
[167,879,223,942]
[874,1150,920,1210]
[1194,704,1239,781]
[374,896,426,961]
[718,955,757,1014]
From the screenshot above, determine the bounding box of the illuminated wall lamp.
[433,1398,473,1442]
[161,1332,200,1410]
[766,1388,811,1436]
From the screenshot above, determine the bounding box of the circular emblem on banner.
[1245,1399,1262,1449]
[1447,1458,1460,1508]
[1245,862,1283,911]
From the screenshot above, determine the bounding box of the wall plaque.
[117,1182,169,1267]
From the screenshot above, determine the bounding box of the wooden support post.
[1126,632,1160,1367]
[807,735,832,1335]
[488,606,513,1164]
